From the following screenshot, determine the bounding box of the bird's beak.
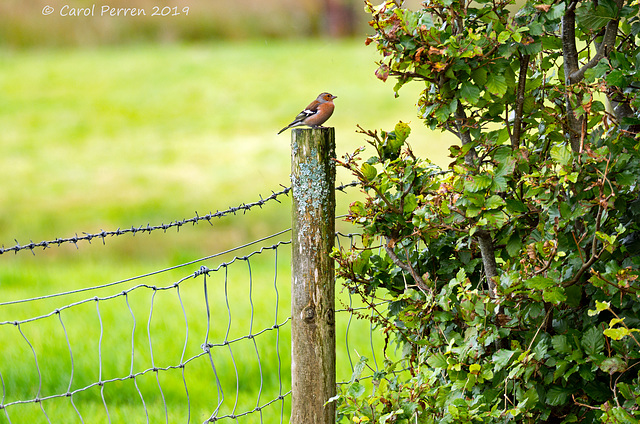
[332,95,337,99]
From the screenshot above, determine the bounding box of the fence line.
[0,180,386,424]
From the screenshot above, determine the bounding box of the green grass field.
[0,39,455,423]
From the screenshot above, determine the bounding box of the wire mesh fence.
[0,184,384,424]
[0,232,292,424]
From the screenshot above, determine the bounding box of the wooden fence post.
[290,127,336,424]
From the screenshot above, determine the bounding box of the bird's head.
[317,92,337,102]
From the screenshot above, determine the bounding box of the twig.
[511,53,530,149]
[383,238,429,291]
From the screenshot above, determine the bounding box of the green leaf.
[553,359,569,382]
[352,250,371,275]
[486,73,508,96]
[550,143,572,166]
[519,387,539,409]
[591,100,605,113]
[497,30,511,43]
[493,349,516,370]
[565,285,582,308]
[608,317,625,327]
[494,151,515,176]
[361,163,377,181]
[528,21,543,36]
[485,195,506,210]
[384,133,403,159]
[491,175,508,192]
[394,121,411,143]
[599,357,626,374]
[584,59,610,82]
[471,67,487,86]
[547,3,565,20]
[581,326,605,358]
[606,69,627,88]
[541,35,562,50]
[579,365,595,381]
[460,82,481,104]
[617,382,633,400]
[576,0,619,32]
[426,352,448,369]
[546,385,572,406]
[466,206,482,218]
[403,193,418,213]
[350,356,368,382]
[505,198,528,214]
[469,363,481,374]
[347,381,366,397]
[551,335,573,355]
[607,407,637,422]
[350,201,365,216]
[532,338,548,360]
[522,96,536,113]
[417,12,434,29]
[577,9,611,31]
[465,174,492,192]
[525,276,554,289]
[505,233,523,256]
[603,327,630,340]
[543,287,567,305]
[588,300,610,316]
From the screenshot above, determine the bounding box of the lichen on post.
[290,127,336,424]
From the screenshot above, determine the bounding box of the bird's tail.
[277,124,292,135]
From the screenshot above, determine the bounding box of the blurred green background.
[0,1,454,422]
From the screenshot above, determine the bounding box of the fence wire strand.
[0,182,357,257]
[0,186,292,256]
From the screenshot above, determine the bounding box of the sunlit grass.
[0,39,453,248]
[0,39,455,423]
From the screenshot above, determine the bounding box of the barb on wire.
[335,181,359,192]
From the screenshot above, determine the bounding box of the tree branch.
[454,103,498,297]
[476,229,498,298]
[562,1,580,77]
[562,3,583,152]
[562,0,623,151]
[384,238,429,291]
[567,0,624,84]
[511,54,530,149]
[454,103,477,166]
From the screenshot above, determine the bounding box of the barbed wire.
[0,185,291,256]
[0,182,358,256]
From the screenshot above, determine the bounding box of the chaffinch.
[278,92,337,134]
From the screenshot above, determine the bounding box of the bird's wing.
[293,100,321,121]
[277,100,322,134]
[291,108,317,122]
